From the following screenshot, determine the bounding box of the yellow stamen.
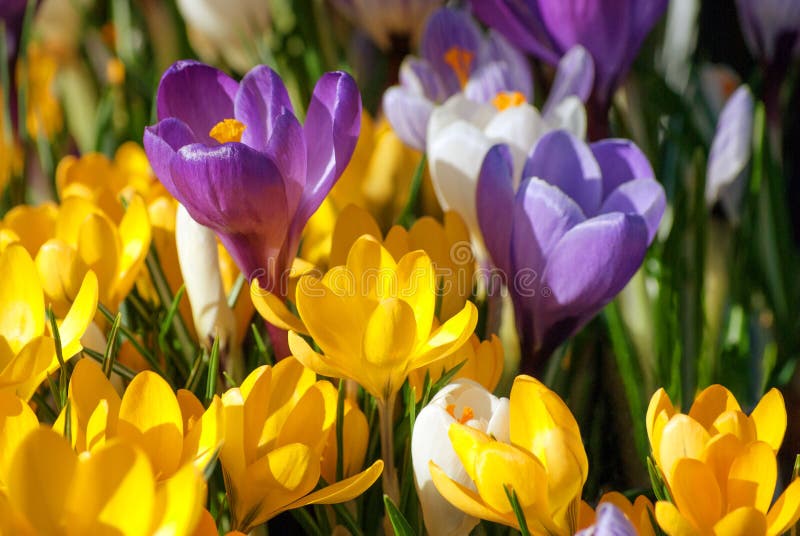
[209,118,246,144]
[492,91,526,111]
[443,46,474,89]
[446,404,475,424]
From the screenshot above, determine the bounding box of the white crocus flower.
[175,204,236,353]
[411,379,509,536]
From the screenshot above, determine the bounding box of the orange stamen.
[446,404,475,424]
[443,46,474,88]
[492,91,526,111]
[209,118,246,144]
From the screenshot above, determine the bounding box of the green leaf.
[102,313,123,379]
[503,486,531,536]
[205,336,220,403]
[383,494,415,536]
[396,154,427,228]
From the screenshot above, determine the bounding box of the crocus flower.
[590,492,656,536]
[143,60,361,296]
[736,0,800,67]
[705,85,754,224]
[470,0,668,117]
[287,235,478,402]
[429,375,588,535]
[646,385,800,535]
[216,357,383,532]
[329,0,443,50]
[0,427,207,535]
[576,503,638,536]
[477,135,665,373]
[383,7,533,151]
[412,379,509,536]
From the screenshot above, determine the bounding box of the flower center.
[492,91,526,111]
[447,404,475,424]
[209,118,246,144]
[443,46,474,88]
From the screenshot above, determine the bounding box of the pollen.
[209,118,246,144]
[443,46,474,89]
[446,404,475,424]
[492,91,526,111]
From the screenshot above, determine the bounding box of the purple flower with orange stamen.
[383,7,532,150]
[143,60,361,295]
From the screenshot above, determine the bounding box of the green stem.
[377,393,400,506]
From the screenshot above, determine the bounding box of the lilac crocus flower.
[143,60,360,295]
[576,504,638,536]
[705,85,754,224]
[470,0,668,118]
[477,132,665,374]
[383,7,532,151]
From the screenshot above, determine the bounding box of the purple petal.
[523,130,603,216]
[576,503,638,536]
[476,144,516,275]
[464,63,522,103]
[383,86,433,151]
[421,7,483,94]
[469,0,561,64]
[478,30,534,100]
[292,71,361,241]
[537,212,648,346]
[156,60,239,144]
[399,57,447,103]
[631,0,670,50]
[143,118,198,199]
[234,65,295,153]
[706,85,754,222]
[590,139,655,199]
[600,178,665,244]
[266,112,307,218]
[543,45,595,116]
[169,142,289,280]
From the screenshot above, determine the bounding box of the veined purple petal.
[477,144,516,276]
[266,112,307,218]
[576,503,638,536]
[706,85,754,222]
[600,178,665,244]
[523,130,603,216]
[169,142,289,280]
[543,45,595,116]
[383,86,433,151]
[464,63,521,103]
[399,57,447,103]
[421,7,483,94]
[537,212,648,346]
[234,65,294,153]
[470,0,561,64]
[156,60,239,144]
[479,31,534,100]
[590,139,655,199]
[293,71,361,241]
[143,118,198,199]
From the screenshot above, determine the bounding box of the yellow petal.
[151,462,206,536]
[3,202,57,253]
[115,194,152,303]
[646,388,676,447]
[329,204,382,268]
[7,428,76,534]
[535,426,588,516]
[282,459,383,511]
[66,358,121,452]
[727,441,776,513]
[220,388,247,478]
[288,331,349,381]
[749,388,786,452]
[52,269,98,362]
[76,211,121,305]
[345,235,397,302]
[670,458,722,531]
[54,196,98,245]
[713,507,766,536]
[383,226,410,260]
[766,478,800,535]
[711,411,756,444]
[66,440,155,536]
[34,239,83,317]
[1,336,57,400]
[472,441,548,516]
[701,433,744,501]
[411,301,478,369]
[448,422,492,482]
[688,384,741,431]
[429,460,513,527]
[182,395,224,472]
[275,381,336,455]
[395,250,436,348]
[85,399,110,452]
[658,414,710,481]
[655,501,700,536]
[250,281,308,335]
[0,392,38,483]
[321,398,369,482]
[362,297,417,370]
[295,276,365,360]
[0,244,44,353]
[118,371,184,477]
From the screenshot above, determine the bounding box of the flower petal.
[234,65,295,153]
[382,86,434,152]
[750,388,786,452]
[143,118,197,198]
[477,144,516,275]
[544,45,595,115]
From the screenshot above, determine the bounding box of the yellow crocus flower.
[429,375,588,535]
[287,235,478,402]
[646,386,800,535]
[0,393,38,487]
[53,359,222,480]
[216,356,383,532]
[0,244,97,400]
[0,427,206,536]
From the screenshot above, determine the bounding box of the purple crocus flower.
[477,132,665,374]
[576,504,638,536]
[383,7,532,150]
[1,0,27,62]
[469,0,668,121]
[143,60,361,295]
